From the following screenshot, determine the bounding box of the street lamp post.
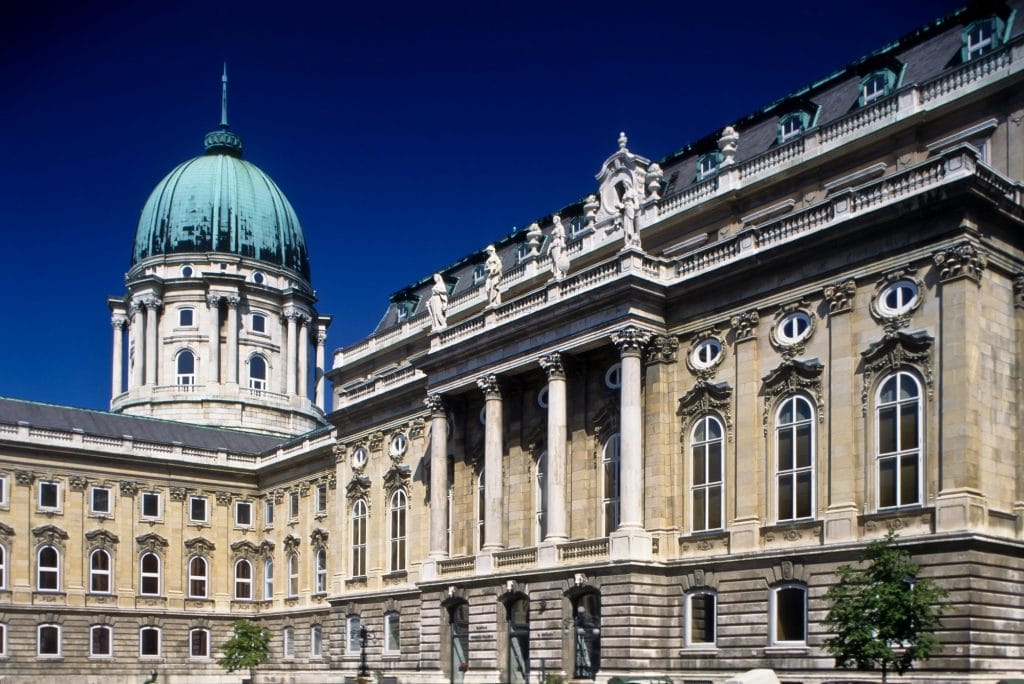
[358,626,370,677]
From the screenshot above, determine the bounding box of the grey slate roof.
[0,397,284,455]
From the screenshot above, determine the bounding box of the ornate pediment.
[383,464,411,495]
[32,524,69,547]
[0,522,15,539]
[310,528,329,548]
[283,534,301,553]
[677,381,733,433]
[85,529,119,549]
[184,536,216,555]
[761,359,824,434]
[594,132,657,233]
[345,476,370,506]
[860,330,934,414]
[135,532,168,552]
[259,540,275,555]
[230,540,260,558]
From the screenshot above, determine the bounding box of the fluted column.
[297,315,310,399]
[426,394,449,559]
[206,295,221,385]
[314,327,327,410]
[111,315,126,397]
[612,326,652,530]
[539,353,569,542]
[144,296,162,386]
[285,310,298,395]
[225,296,240,384]
[129,301,143,389]
[477,374,504,552]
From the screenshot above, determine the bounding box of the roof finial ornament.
[220,62,229,129]
[203,63,244,158]
[618,131,628,150]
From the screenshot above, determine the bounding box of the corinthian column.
[539,353,568,542]
[314,327,327,410]
[297,315,310,399]
[476,374,504,552]
[206,295,221,385]
[129,301,143,389]
[144,296,162,386]
[225,296,240,384]
[425,394,449,559]
[111,315,126,397]
[612,326,652,530]
[284,309,298,395]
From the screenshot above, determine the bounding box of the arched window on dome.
[249,355,268,393]
[176,350,196,387]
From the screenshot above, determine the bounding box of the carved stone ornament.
[595,132,655,232]
[645,334,679,366]
[0,522,15,540]
[333,441,346,463]
[135,532,169,553]
[823,279,857,315]
[761,359,825,435]
[310,528,329,548]
[119,480,139,497]
[215,491,233,506]
[769,300,816,360]
[345,476,371,507]
[476,374,501,399]
[32,524,69,548]
[424,393,446,416]
[860,330,934,415]
[259,540,275,556]
[383,464,412,496]
[184,537,216,555]
[677,381,733,433]
[15,471,35,486]
[583,194,599,230]
[85,529,120,549]
[718,126,739,166]
[539,353,565,380]
[283,534,301,553]
[410,419,425,440]
[298,482,310,497]
[611,325,653,357]
[68,475,87,492]
[326,473,337,490]
[932,240,987,284]
[685,328,725,381]
[368,431,384,452]
[1014,274,1024,309]
[869,267,923,336]
[231,540,260,558]
[730,310,759,342]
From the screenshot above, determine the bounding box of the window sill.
[36,655,63,661]
[764,645,809,655]
[680,645,718,655]
[89,512,113,519]
[383,570,408,581]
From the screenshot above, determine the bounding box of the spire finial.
[220,62,229,129]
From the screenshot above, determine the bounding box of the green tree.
[824,532,947,682]
[218,619,271,683]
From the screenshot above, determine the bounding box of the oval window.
[777,312,812,344]
[604,363,621,390]
[389,433,408,458]
[879,280,918,316]
[351,446,368,468]
[691,338,722,369]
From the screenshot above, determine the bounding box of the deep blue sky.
[0,0,960,412]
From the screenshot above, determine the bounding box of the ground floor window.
[573,592,601,679]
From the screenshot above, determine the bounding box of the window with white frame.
[351,499,367,577]
[776,396,814,521]
[697,152,722,180]
[38,480,60,511]
[189,628,209,658]
[472,263,487,285]
[535,450,547,543]
[315,483,327,515]
[139,626,161,657]
[178,307,194,327]
[88,486,111,516]
[860,70,895,106]
[389,489,407,572]
[264,497,274,526]
[476,468,485,552]
[140,491,160,519]
[90,548,112,593]
[777,111,809,144]
[0,474,7,506]
[37,545,60,591]
[685,590,717,647]
[0,544,6,589]
[234,559,253,600]
[251,313,267,334]
[37,623,61,657]
[176,350,196,386]
[963,17,1004,60]
[0,622,5,657]
[776,311,812,345]
[235,501,253,527]
[189,496,208,524]
[876,371,922,509]
[188,556,208,598]
[289,491,299,520]
[347,615,362,654]
[770,584,807,645]
[691,416,724,532]
[602,433,621,535]
[288,553,299,597]
[384,611,400,654]
[691,338,723,369]
[283,626,294,658]
[249,355,268,391]
[139,552,161,595]
[389,432,408,458]
[315,548,328,593]
[878,279,919,316]
[90,624,112,657]
[311,624,323,658]
[264,558,274,599]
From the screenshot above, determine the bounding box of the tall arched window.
[176,350,196,386]
[287,553,299,597]
[234,559,253,600]
[535,450,547,543]
[90,548,112,593]
[140,552,160,595]
[188,556,208,598]
[249,355,268,391]
[314,548,327,593]
[37,545,60,591]
[876,371,922,509]
[351,499,367,577]
[573,592,601,679]
[776,396,814,521]
[0,544,6,590]
[602,433,621,535]
[476,467,486,552]
[264,558,274,599]
[390,490,407,572]
[690,416,724,532]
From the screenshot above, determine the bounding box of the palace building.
[2,2,1024,681]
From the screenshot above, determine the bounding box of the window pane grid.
[691,417,724,531]
[876,373,921,509]
[776,397,814,521]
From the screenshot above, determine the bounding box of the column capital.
[315,328,328,344]
[730,310,760,342]
[611,326,653,357]
[476,374,502,399]
[932,239,987,284]
[224,295,241,308]
[644,334,678,365]
[283,307,304,321]
[823,279,857,316]
[111,314,127,330]
[424,393,446,415]
[206,294,222,308]
[139,295,163,311]
[538,353,565,380]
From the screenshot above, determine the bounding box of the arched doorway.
[573,591,600,679]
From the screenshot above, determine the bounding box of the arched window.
[535,450,547,543]
[189,628,210,658]
[176,350,196,386]
[390,489,407,572]
[314,548,327,593]
[876,372,922,509]
[476,467,486,551]
[234,559,253,600]
[37,545,59,591]
[249,355,268,391]
[507,598,530,683]
[188,556,208,598]
[685,589,717,647]
[287,553,299,597]
[691,416,724,532]
[572,592,601,679]
[0,544,6,590]
[264,558,274,599]
[90,548,112,593]
[776,396,814,521]
[384,610,401,654]
[351,500,367,577]
[602,433,621,535]
[771,583,807,645]
[90,624,112,657]
[139,626,161,657]
[38,623,61,657]
[140,552,161,596]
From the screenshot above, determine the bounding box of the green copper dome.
[132,129,311,280]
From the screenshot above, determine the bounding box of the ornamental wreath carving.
[677,381,733,434]
[761,359,825,435]
[860,330,934,414]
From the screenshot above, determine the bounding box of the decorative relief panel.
[184,537,216,556]
[677,381,733,432]
[730,310,759,342]
[932,239,987,284]
[860,331,934,414]
[85,529,119,550]
[230,540,259,559]
[135,532,168,553]
[823,278,857,315]
[32,524,69,548]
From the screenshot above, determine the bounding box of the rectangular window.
[178,308,194,327]
[190,629,209,658]
[189,496,208,523]
[252,313,267,333]
[289,492,299,520]
[264,498,274,526]
[90,625,112,657]
[315,484,327,514]
[235,501,252,527]
[140,627,161,657]
[0,623,6,657]
[39,481,60,511]
[283,626,294,658]
[347,615,362,654]
[0,474,7,506]
[686,592,716,646]
[141,492,160,519]
[384,612,400,653]
[771,585,807,645]
[90,486,112,515]
[38,624,61,657]
[311,625,323,658]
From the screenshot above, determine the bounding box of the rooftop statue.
[483,244,503,308]
[427,273,449,332]
[618,180,641,248]
[548,216,570,281]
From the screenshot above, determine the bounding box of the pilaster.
[730,310,761,551]
[822,280,859,541]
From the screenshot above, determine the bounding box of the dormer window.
[696,152,722,181]
[515,243,532,265]
[777,112,810,144]
[963,17,1005,60]
[472,263,487,285]
[395,297,419,322]
[859,70,896,106]
[251,313,267,334]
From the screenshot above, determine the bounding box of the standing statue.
[617,181,641,247]
[427,273,449,331]
[547,216,571,281]
[483,244,503,308]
